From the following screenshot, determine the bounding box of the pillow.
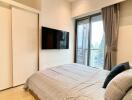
[129,63,132,68]
[103,62,130,88]
[123,89,132,100]
[105,69,132,100]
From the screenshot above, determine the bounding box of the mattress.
[25,64,109,100]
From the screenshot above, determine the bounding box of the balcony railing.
[76,48,104,69]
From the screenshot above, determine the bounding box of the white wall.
[39,0,74,69]
[117,0,132,64]
[72,0,126,17]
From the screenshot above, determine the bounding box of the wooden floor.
[0,86,35,100]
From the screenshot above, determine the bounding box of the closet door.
[0,6,12,90]
[12,7,38,86]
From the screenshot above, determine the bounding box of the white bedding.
[25,64,109,100]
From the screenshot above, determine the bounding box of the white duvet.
[25,64,109,100]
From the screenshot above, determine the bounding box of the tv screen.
[42,27,69,49]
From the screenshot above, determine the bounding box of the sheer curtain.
[102,4,120,70]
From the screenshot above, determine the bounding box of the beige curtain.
[102,4,120,70]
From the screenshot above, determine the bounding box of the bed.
[25,64,109,100]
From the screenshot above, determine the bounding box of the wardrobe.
[0,0,39,90]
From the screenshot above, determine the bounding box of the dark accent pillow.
[103,62,130,88]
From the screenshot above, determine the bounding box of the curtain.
[102,4,120,70]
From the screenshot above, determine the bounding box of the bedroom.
[0,0,132,100]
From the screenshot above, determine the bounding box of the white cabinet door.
[12,7,38,86]
[0,6,12,90]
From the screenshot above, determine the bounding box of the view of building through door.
[76,14,105,69]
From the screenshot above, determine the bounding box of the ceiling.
[67,0,76,2]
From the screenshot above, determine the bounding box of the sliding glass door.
[76,14,105,68]
[89,15,105,68]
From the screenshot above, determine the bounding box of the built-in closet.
[0,0,39,90]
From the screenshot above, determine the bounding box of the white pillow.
[123,88,132,100]
[105,69,132,100]
[130,63,132,68]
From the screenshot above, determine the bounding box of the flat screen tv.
[41,27,69,49]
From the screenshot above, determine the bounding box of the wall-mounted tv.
[41,27,69,49]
